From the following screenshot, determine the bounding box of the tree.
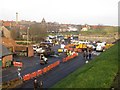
[29,23,47,42]
[10,26,20,40]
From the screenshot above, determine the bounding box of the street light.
[27,27,30,46]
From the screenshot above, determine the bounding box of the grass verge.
[53,42,119,88]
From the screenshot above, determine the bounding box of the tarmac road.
[2,54,62,83]
[2,44,97,88]
[15,52,89,89]
[2,45,62,83]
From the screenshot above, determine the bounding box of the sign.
[18,67,21,71]
[13,61,23,67]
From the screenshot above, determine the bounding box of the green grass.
[53,42,119,88]
[80,26,118,36]
[49,31,79,36]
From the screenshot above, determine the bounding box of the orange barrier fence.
[22,60,60,81]
[43,67,47,74]
[37,69,43,76]
[23,74,31,81]
[62,53,78,62]
[50,64,54,70]
[66,47,82,53]
[47,65,51,71]
[30,72,37,79]
[62,58,67,62]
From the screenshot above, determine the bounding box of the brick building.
[0,44,13,68]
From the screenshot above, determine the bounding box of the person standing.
[17,67,22,80]
[88,50,92,60]
[34,78,38,90]
[61,42,65,53]
[83,50,87,60]
[39,80,43,89]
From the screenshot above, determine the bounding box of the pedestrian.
[88,50,92,60]
[34,78,38,90]
[17,71,22,80]
[61,42,65,53]
[83,50,87,60]
[39,80,43,89]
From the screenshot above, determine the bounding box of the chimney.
[16,12,18,24]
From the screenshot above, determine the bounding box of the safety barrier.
[66,47,82,53]
[30,72,37,79]
[37,69,43,76]
[43,67,47,74]
[49,64,54,70]
[23,74,31,81]
[62,53,78,62]
[47,65,51,71]
[22,60,60,81]
[62,58,67,62]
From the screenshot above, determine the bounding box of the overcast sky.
[0,0,119,25]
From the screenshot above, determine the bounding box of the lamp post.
[27,27,30,46]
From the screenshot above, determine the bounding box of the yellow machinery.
[105,44,114,49]
[76,44,87,49]
[58,49,63,53]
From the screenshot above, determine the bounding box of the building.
[0,26,12,38]
[67,26,78,32]
[40,18,47,32]
[81,24,91,31]
[59,24,68,32]
[0,44,13,68]
[47,22,59,33]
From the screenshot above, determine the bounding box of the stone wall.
[78,35,118,43]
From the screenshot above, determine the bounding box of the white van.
[96,42,106,52]
[96,45,103,52]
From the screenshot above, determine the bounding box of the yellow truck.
[76,44,87,49]
[105,44,114,49]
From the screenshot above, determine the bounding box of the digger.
[40,54,48,65]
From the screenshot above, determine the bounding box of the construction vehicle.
[40,54,48,65]
[105,44,114,49]
[96,42,106,52]
[76,44,87,49]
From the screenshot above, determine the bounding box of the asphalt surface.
[15,52,86,89]
[2,44,97,89]
[1,45,61,83]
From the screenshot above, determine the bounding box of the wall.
[2,55,13,68]
[78,35,116,43]
[28,46,34,57]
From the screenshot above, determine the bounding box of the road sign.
[13,61,23,67]
[18,67,21,71]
